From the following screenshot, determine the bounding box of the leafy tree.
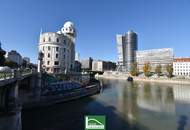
[130,62,139,76]
[143,62,151,77]
[4,60,18,68]
[166,64,173,78]
[155,64,162,77]
[0,44,6,66]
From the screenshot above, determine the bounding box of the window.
[56,38,59,42]
[48,46,50,51]
[63,55,65,59]
[47,61,50,65]
[56,47,59,51]
[48,37,51,42]
[56,53,58,58]
[54,61,59,65]
[63,48,66,52]
[63,40,66,45]
[43,38,45,42]
[48,53,50,58]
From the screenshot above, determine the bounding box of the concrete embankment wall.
[96,75,190,85]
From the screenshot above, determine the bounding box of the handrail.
[0,69,33,81]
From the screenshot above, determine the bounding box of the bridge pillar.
[0,70,22,130]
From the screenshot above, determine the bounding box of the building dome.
[61,21,76,37]
[63,21,74,28]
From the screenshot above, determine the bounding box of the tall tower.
[116,30,138,72]
[126,30,138,71]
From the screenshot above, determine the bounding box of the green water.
[22,79,190,130]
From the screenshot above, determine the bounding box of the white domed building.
[38,21,76,74]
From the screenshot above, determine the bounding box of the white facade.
[92,60,103,72]
[173,58,190,76]
[7,50,22,65]
[39,21,76,74]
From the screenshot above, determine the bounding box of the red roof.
[174,58,190,62]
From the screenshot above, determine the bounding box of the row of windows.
[174,66,190,68]
[42,37,67,44]
[174,70,190,72]
[47,53,67,59]
[42,46,69,53]
[47,61,60,66]
[174,72,190,76]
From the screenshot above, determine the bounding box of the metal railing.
[0,69,33,81]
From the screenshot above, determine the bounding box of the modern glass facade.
[136,48,174,72]
[116,30,138,72]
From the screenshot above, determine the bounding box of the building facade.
[136,48,174,72]
[92,60,116,72]
[116,30,138,72]
[23,57,30,64]
[81,57,93,70]
[7,50,22,65]
[173,58,190,76]
[39,21,76,74]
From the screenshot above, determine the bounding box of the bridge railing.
[0,69,33,81]
[0,71,14,80]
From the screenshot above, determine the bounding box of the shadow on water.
[22,95,149,130]
[177,115,188,130]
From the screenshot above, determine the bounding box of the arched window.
[48,37,51,42]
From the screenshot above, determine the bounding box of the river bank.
[96,74,190,85]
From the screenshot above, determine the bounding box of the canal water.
[22,79,190,130]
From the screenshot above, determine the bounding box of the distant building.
[74,60,81,72]
[92,60,116,72]
[136,48,174,72]
[7,50,22,65]
[173,58,190,76]
[116,30,138,72]
[23,57,30,64]
[75,52,80,61]
[81,57,93,70]
[39,21,76,74]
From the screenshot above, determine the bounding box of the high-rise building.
[116,30,138,72]
[38,21,76,74]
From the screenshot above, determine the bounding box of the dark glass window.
[57,38,59,42]
[56,53,58,58]
[54,61,59,65]
[56,47,59,51]
[48,46,50,50]
[48,53,50,58]
[47,61,50,65]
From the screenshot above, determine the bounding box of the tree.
[0,43,6,66]
[4,59,18,68]
[166,64,173,78]
[155,64,162,77]
[143,62,151,77]
[130,62,139,76]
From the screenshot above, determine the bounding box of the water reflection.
[99,79,190,130]
[22,79,190,130]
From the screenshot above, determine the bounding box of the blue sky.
[0,0,190,63]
